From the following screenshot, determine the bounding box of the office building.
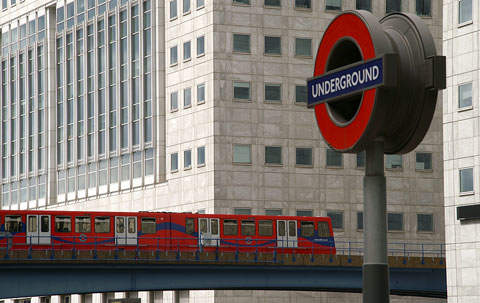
[0,0,444,302]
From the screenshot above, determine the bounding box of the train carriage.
[0,210,335,255]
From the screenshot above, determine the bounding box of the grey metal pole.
[363,140,389,302]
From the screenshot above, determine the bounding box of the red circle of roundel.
[314,13,376,151]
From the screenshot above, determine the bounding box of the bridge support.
[363,140,389,303]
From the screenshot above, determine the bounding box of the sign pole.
[363,139,389,302]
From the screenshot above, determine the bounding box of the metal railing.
[0,235,444,264]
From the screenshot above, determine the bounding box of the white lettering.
[340,75,346,90]
[330,79,336,93]
[352,72,358,86]
[372,65,379,80]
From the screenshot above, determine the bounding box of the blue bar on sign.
[307,57,384,108]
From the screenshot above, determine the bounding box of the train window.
[95,217,111,233]
[116,217,124,233]
[41,216,49,232]
[211,219,219,235]
[288,221,296,237]
[55,216,72,233]
[301,221,314,237]
[258,220,273,236]
[241,220,255,236]
[318,221,330,237]
[141,218,156,234]
[199,218,208,233]
[278,221,286,236]
[28,216,37,233]
[75,216,91,233]
[128,218,136,233]
[185,218,195,235]
[223,219,238,235]
[5,216,22,233]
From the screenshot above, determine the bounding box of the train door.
[276,220,297,248]
[198,218,219,247]
[26,215,51,245]
[115,216,137,245]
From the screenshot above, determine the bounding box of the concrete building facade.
[0,0,444,302]
[443,0,480,302]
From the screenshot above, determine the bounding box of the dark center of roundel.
[326,39,363,124]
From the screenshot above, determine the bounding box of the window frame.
[458,0,472,25]
[141,217,156,234]
[294,0,312,10]
[232,0,250,6]
[385,0,401,13]
[326,148,343,168]
[355,0,371,11]
[458,82,473,110]
[415,0,431,17]
[94,216,111,233]
[387,212,404,232]
[75,216,91,233]
[294,37,312,58]
[197,83,206,104]
[264,35,281,56]
[55,216,72,233]
[264,0,281,8]
[300,221,315,237]
[233,80,251,101]
[264,83,282,103]
[169,45,178,66]
[197,146,206,167]
[459,167,474,195]
[417,213,434,233]
[233,144,252,164]
[385,154,402,170]
[223,219,238,236]
[232,33,251,54]
[325,0,341,11]
[169,0,178,20]
[265,145,282,165]
[183,40,191,62]
[184,149,192,170]
[196,35,205,57]
[295,147,313,167]
[327,211,344,230]
[171,152,179,172]
[415,152,433,171]
[170,91,179,112]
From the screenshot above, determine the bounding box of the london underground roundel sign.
[307,11,445,154]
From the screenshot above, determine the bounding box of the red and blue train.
[0,210,336,254]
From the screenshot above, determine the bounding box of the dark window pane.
[264,36,281,55]
[416,152,432,170]
[417,214,433,232]
[233,81,250,100]
[356,0,371,11]
[296,147,312,166]
[386,154,402,169]
[326,149,342,167]
[386,0,401,13]
[301,221,314,237]
[357,212,363,230]
[233,0,250,4]
[265,146,282,164]
[388,213,403,231]
[458,82,472,108]
[357,151,365,168]
[327,211,343,229]
[459,0,472,23]
[295,85,307,103]
[233,34,250,53]
[265,84,281,102]
[234,208,251,215]
[265,0,280,6]
[295,38,311,56]
[297,210,313,217]
[326,0,341,10]
[416,0,431,16]
[460,168,473,193]
[295,0,311,9]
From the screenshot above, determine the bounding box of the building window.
[387,213,403,231]
[197,35,205,56]
[327,211,343,229]
[183,41,191,61]
[357,151,365,168]
[266,209,282,216]
[295,38,312,57]
[416,152,432,170]
[265,146,282,165]
[233,144,252,164]
[296,147,313,166]
[233,34,250,53]
[295,85,307,103]
[197,83,206,104]
[417,214,433,232]
[326,149,343,167]
[265,83,281,103]
[357,212,363,230]
[197,146,205,166]
[233,0,250,4]
[459,0,472,23]
[386,0,401,12]
[184,149,192,169]
[356,0,371,11]
[233,81,251,100]
[458,82,472,109]
[170,91,178,111]
[170,0,177,19]
[460,167,474,193]
[184,87,192,108]
[385,154,402,169]
[416,0,431,16]
[197,0,205,8]
[170,45,178,65]
[234,208,251,215]
[326,0,341,10]
[264,36,281,55]
[171,152,178,172]
[183,0,190,14]
[265,0,280,7]
[295,0,311,9]
[297,210,313,217]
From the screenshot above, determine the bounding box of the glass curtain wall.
[55,0,154,203]
[1,12,47,209]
